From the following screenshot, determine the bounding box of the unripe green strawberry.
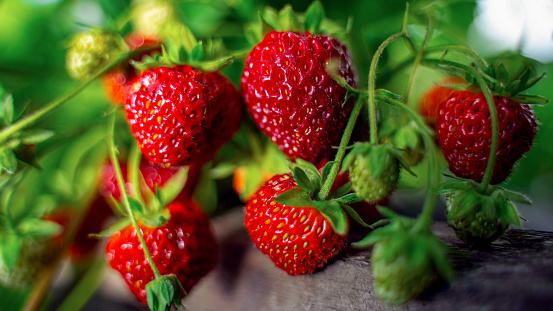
[343,143,402,202]
[438,180,528,247]
[371,237,438,304]
[66,31,123,80]
[353,209,452,305]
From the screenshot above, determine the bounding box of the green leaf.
[0,149,18,174]
[304,1,324,34]
[88,218,131,238]
[0,233,23,273]
[209,162,237,179]
[279,5,302,32]
[274,187,313,207]
[20,129,54,145]
[313,200,348,236]
[190,42,206,63]
[16,218,62,238]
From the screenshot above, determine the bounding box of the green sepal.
[436,180,474,194]
[511,94,549,105]
[190,42,206,63]
[16,218,62,239]
[88,218,132,238]
[128,197,146,215]
[0,148,18,174]
[320,160,335,185]
[500,201,522,227]
[195,55,234,72]
[313,200,348,236]
[156,166,189,207]
[293,166,315,193]
[334,193,360,204]
[341,203,372,228]
[304,1,324,34]
[262,6,280,30]
[0,91,14,125]
[0,233,23,274]
[275,187,314,207]
[13,144,42,169]
[19,129,54,145]
[498,187,532,205]
[329,181,352,199]
[376,206,400,219]
[146,274,185,311]
[279,5,303,32]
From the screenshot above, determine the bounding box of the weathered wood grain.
[184,208,553,311]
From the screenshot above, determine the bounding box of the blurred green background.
[0,0,552,309]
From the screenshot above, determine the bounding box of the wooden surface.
[183,208,553,311]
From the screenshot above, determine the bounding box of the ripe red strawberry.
[105,200,217,304]
[102,33,160,105]
[419,76,465,129]
[245,174,347,275]
[241,30,357,164]
[436,91,537,184]
[126,65,243,165]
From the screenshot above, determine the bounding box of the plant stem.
[368,31,407,145]
[318,94,364,201]
[108,114,161,279]
[423,58,498,193]
[377,94,438,231]
[403,16,433,109]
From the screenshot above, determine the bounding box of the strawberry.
[245,174,347,275]
[343,143,410,202]
[241,30,357,164]
[66,30,124,80]
[126,65,243,165]
[102,33,160,105]
[419,76,465,129]
[438,179,530,246]
[436,91,537,184]
[105,199,217,304]
[353,208,453,305]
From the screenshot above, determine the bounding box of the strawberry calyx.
[245,1,351,45]
[146,274,186,311]
[274,159,370,236]
[436,178,530,245]
[131,24,234,73]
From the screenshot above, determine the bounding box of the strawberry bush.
[1,0,552,310]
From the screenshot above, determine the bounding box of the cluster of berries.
[56,0,545,308]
